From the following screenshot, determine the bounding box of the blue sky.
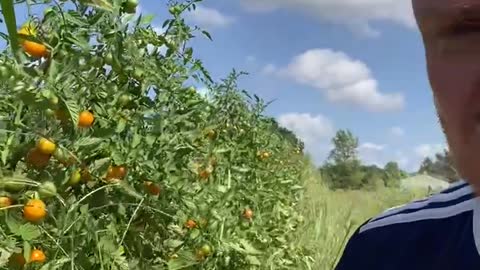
[177,0,447,172]
[1,0,447,172]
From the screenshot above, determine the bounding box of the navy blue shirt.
[335,180,480,270]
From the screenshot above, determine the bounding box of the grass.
[295,163,430,270]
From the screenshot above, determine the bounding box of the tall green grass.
[296,161,429,270]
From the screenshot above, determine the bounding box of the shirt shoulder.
[336,180,476,270]
[359,179,474,234]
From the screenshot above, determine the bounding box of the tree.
[361,165,385,190]
[322,159,364,189]
[418,149,459,182]
[327,129,359,164]
[383,161,405,187]
[323,129,363,189]
[419,157,434,174]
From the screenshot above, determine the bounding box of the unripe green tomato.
[49,95,59,106]
[104,53,114,66]
[133,69,144,80]
[200,244,212,256]
[5,181,26,192]
[69,170,82,186]
[38,181,57,198]
[45,109,55,117]
[124,0,138,13]
[0,66,9,79]
[118,94,132,107]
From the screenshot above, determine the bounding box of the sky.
[0,0,448,173]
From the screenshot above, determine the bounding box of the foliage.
[418,149,459,182]
[327,129,359,165]
[0,0,309,269]
[322,130,407,190]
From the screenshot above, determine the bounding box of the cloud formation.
[240,0,415,37]
[277,113,334,163]
[188,5,235,29]
[414,144,447,159]
[274,49,405,112]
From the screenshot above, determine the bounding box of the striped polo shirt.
[335,180,480,270]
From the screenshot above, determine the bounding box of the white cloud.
[414,144,447,159]
[278,113,334,164]
[359,142,386,151]
[240,0,415,37]
[389,126,405,137]
[358,142,387,167]
[276,49,405,112]
[395,155,410,170]
[188,5,234,29]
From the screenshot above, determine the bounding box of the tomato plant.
[0,0,309,269]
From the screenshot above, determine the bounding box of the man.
[335,0,480,269]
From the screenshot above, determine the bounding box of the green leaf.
[145,135,156,145]
[141,15,155,25]
[84,0,113,11]
[118,181,143,200]
[63,98,80,128]
[23,241,31,263]
[217,185,227,193]
[65,34,91,51]
[239,239,262,255]
[39,258,71,270]
[132,133,141,148]
[0,248,11,268]
[18,223,41,241]
[91,157,111,171]
[183,199,197,211]
[64,12,89,27]
[245,255,261,266]
[201,30,212,41]
[164,239,183,249]
[167,250,198,270]
[116,118,127,133]
[189,229,200,239]
[75,137,104,147]
[5,214,21,235]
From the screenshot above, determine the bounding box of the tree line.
[319,129,458,190]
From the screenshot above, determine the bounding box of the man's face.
[413,0,480,193]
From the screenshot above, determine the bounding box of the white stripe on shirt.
[360,198,476,234]
[370,183,472,222]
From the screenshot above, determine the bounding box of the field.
[0,1,432,269]
[295,160,429,270]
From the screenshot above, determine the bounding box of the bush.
[0,1,308,269]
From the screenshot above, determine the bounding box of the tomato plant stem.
[4,179,40,186]
[0,204,23,211]
[0,0,19,58]
[39,226,70,257]
[120,197,145,246]
[69,183,119,213]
